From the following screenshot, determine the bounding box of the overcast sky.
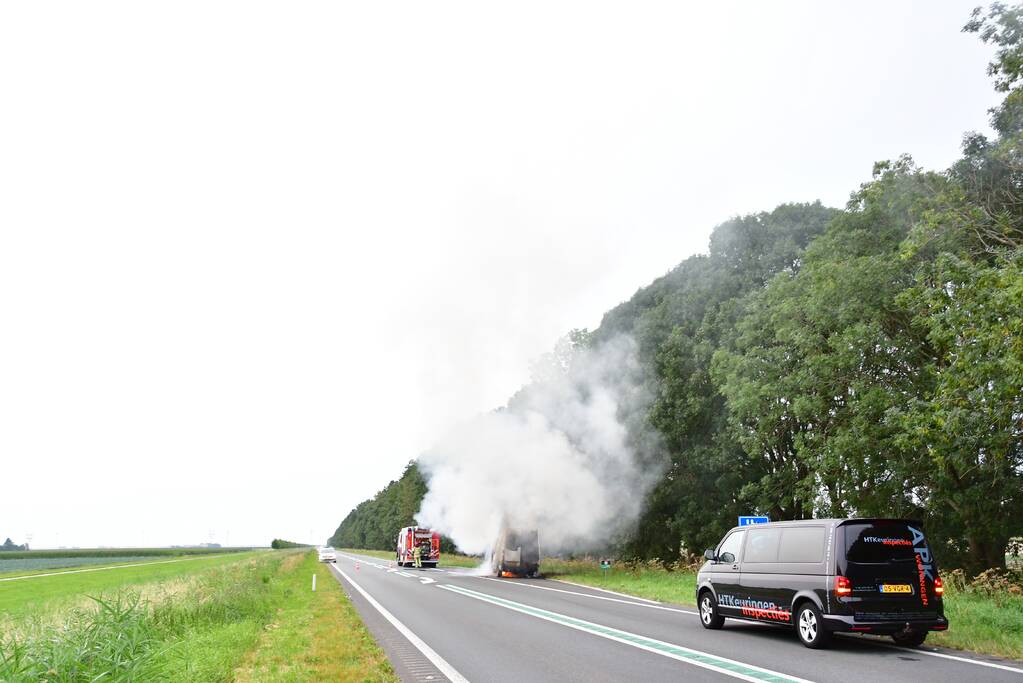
[0,2,1000,548]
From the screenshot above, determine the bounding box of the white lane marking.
[333,565,469,683]
[475,577,697,615]
[550,579,662,604]
[837,635,1023,675]
[420,577,436,585]
[397,571,415,578]
[0,554,233,582]
[439,584,814,683]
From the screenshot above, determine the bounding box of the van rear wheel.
[892,631,927,648]
[795,603,830,649]
[699,592,725,630]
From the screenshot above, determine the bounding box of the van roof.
[726,517,923,533]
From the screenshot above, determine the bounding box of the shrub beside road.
[0,549,395,681]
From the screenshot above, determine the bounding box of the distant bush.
[270,539,309,549]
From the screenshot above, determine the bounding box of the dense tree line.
[270,539,311,549]
[327,462,459,553]
[331,5,1023,574]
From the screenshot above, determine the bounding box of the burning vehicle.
[491,526,540,577]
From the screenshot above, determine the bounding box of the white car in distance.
[318,546,336,563]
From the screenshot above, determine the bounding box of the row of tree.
[330,4,1023,574]
[327,462,459,553]
[1,538,28,551]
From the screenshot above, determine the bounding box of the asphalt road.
[329,551,1023,683]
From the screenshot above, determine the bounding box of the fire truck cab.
[396,526,441,568]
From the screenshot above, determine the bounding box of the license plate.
[879,584,912,594]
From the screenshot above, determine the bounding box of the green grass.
[0,547,253,560]
[0,548,254,577]
[0,551,284,681]
[0,549,398,682]
[233,551,396,682]
[341,548,482,568]
[542,558,698,604]
[0,551,267,618]
[931,585,1023,660]
[0,555,192,575]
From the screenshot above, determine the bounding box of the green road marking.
[439,584,814,683]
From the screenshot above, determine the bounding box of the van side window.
[745,528,781,563]
[778,527,825,563]
[717,530,745,563]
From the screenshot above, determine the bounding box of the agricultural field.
[0,547,253,577]
[0,548,394,682]
[0,550,269,619]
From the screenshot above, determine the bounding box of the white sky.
[0,2,999,548]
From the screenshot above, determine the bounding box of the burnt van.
[696,519,947,649]
[491,527,540,577]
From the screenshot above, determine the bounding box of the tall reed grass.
[0,553,286,681]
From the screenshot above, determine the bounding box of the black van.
[696,519,948,648]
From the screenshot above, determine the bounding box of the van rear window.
[844,523,918,563]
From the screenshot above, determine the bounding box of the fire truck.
[396,526,441,568]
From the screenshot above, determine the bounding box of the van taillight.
[934,576,944,596]
[835,576,852,596]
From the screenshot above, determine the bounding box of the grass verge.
[233,552,396,682]
[930,584,1023,660]
[341,548,481,568]
[543,558,697,604]
[0,549,396,681]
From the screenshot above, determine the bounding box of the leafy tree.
[711,162,932,520]
[327,462,457,553]
[630,203,837,559]
[951,3,1023,252]
[330,5,1023,572]
[892,253,1023,572]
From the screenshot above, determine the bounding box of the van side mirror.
[703,549,717,561]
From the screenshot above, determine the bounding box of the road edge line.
[440,583,814,683]
[333,565,469,683]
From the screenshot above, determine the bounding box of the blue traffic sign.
[739,516,769,526]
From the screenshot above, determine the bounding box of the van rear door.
[838,521,940,620]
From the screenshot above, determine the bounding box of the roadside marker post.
[312,573,317,592]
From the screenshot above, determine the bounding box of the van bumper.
[822,613,949,634]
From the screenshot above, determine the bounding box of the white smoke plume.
[416,334,662,555]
